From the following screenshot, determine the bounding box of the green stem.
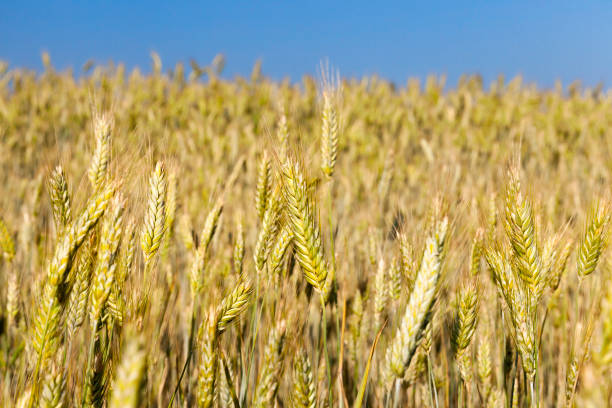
[28,351,43,408]
[249,261,261,358]
[321,296,333,408]
[169,302,196,407]
[458,380,464,408]
[392,379,400,408]
[327,179,336,276]
[242,277,265,407]
[327,180,342,374]
[81,319,99,408]
[530,377,538,408]
[28,296,58,408]
[427,353,439,408]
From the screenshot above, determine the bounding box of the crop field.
[2,59,612,407]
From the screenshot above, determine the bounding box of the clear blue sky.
[2,1,612,88]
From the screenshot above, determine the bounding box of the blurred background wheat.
[2,57,612,407]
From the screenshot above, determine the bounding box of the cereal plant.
[1,56,612,407]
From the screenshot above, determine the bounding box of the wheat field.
[1,57,612,407]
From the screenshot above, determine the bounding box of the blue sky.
[1,1,612,88]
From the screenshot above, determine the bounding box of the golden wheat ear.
[268,225,293,279]
[233,216,245,276]
[373,256,388,331]
[255,150,272,222]
[504,168,543,300]
[48,165,72,232]
[281,159,327,293]
[39,362,66,408]
[141,161,167,269]
[291,349,316,408]
[253,320,286,407]
[108,337,147,408]
[577,201,609,278]
[29,182,115,403]
[451,283,479,383]
[1,217,18,329]
[320,91,338,178]
[254,186,282,275]
[0,216,15,261]
[88,195,125,326]
[199,197,223,254]
[88,112,113,192]
[197,308,218,408]
[216,279,253,333]
[386,217,448,380]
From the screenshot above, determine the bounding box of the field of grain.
[1,58,612,407]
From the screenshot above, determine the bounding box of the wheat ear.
[141,161,167,269]
[291,349,316,408]
[281,159,327,292]
[88,112,113,192]
[108,337,147,408]
[233,217,245,275]
[216,279,253,333]
[253,320,286,407]
[39,363,66,408]
[386,218,448,379]
[48,165,72,231]
[89,195,124,325]
[321,91,338,178]
[504,168,544,301]
[451,283,479,383]
[577,202,609,278]
[254,187,282,275]
[30,183,114,402]
[197,308,218,408]
[256,150,272,222]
